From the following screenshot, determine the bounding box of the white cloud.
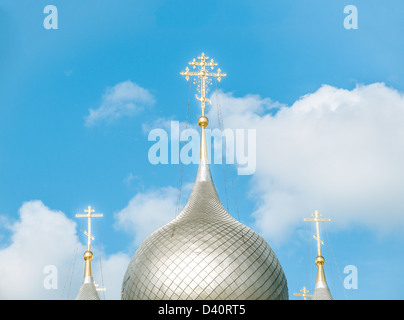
[0,200,131,300]
[92,252,130,300]
[114,186,179,247]
[208,83,404,242]
[0,201,82,299]
[85,80,155,126]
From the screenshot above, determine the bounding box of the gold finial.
[180,53,226,160]
[293,286,313,300]
[76,206,103,278]
[304,210,331,285]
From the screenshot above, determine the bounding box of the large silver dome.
[122,52,288,300]
[121,159,288,300]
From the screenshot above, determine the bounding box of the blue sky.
[0,0,403,299]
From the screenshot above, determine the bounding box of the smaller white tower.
[304,210,333,300]
[75,206,103,300]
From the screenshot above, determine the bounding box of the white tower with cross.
[75,206,103,300]
[304,210,333,300]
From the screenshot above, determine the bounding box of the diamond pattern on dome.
[312,282,333,300]
[122,165,288,300]
[76,281,100,300]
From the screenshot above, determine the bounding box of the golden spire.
[180,52,226,160]
[304,210,332,294]
[76,206,103,279]
[293,286,313,300]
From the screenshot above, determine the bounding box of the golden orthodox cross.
[180,52,227,116]
[76,206,103,251]
[304,210,330,257]
[293,286,313,300]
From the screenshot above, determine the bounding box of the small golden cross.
[95,282,106,292]
[180,52,226,116]
[293,286,313,300]
[76,206,103,251]
[304,210,330,257]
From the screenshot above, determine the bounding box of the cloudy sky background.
[0,1,403,299]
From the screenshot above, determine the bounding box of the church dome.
[121,52,288,300]
[121,160,288,300]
